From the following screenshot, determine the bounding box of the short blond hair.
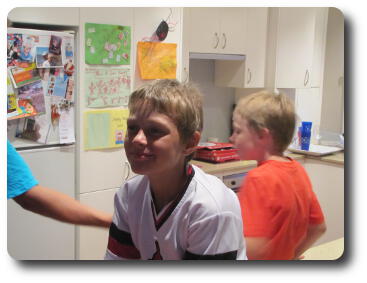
[234,91,296,153]
[128,79,203,144]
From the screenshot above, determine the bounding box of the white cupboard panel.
[7,147,75,260]
[78,188,118,260]
[8,7,79,26]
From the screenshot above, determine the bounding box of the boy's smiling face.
[124,111,187,177]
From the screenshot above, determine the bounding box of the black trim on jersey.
[109,222,135,246]
[183,250,238,260]
[152,165,195,231]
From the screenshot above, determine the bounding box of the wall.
[76,8,184,259]
[189,59,235,143]
[320,8,344,133]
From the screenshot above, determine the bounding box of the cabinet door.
[78,188,118,260]
[188,8,220,53]
[218,8,246,54]
[244,8,268,87]
[8,7,79,26]
[275,8,316,88]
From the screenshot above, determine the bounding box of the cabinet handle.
[124,160,131,181]
[222,33,227,49]
[213,32,219,49]
[304,69,309,86]
[183,67,189,83]
[247,68,252,84]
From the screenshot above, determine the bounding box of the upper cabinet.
[8,7,79,26]
[215,8,268,88]
[274,8,328,89]
[188,8,246,54]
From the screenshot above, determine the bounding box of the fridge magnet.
[63,59,75,76]
[15,115,50,144]
[85,23,131,65]
[51,96,62,126]
[65,78,75,101]
[8,63,41,88]
[49,35,62,55]
[84,109,129,150]
[36,46,63,68]
[17,80,46,115]
[137,41,177,79]
[7,33,23,66]
[85,67,131,108]
[59,106,75,144]
[47,73,69,98]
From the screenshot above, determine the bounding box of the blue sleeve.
[7,140,39,199]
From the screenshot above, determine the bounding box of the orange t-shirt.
[238,158,325,260]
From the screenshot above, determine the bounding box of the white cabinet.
[215,8,268,88]
[8,7,79,26]
[303,159,344,245]
[78,188,118,260]
[8,147,76,260]
[274,8,324,89]
[188,8,245,54]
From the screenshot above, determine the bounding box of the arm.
[293,222,327,259]
[245,237,270,260]
[13,185,112,228]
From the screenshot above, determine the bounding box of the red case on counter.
[194,142,240,163]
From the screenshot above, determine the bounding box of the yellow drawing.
[137,41,177,79]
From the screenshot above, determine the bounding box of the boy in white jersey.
[105,79,246,260]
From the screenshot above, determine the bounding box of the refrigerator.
[7,27,77,259]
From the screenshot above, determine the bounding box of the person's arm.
[245,237,270,260]
[293,222,327,259]
[13,185,112,228]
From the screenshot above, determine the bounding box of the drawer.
[223,172,247,193]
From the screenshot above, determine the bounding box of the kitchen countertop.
[191,153,305,175]
[306,151,344,165]
[303,237,344,260]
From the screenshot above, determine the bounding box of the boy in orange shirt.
[230,91,326,260]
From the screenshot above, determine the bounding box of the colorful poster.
[85,23,131,65]
[84,109,129,150]
[85,67,131,107]
[137,41,177,79]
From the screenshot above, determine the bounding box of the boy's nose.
[132,129,147,145]
[229,134,234,144]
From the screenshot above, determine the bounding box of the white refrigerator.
[7,27,77,259]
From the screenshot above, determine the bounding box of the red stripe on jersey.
[107,236,141,259]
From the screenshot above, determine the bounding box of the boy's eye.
[146,127,164,136]
[127,124,139,133]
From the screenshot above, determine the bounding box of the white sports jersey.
[105,165,246,260]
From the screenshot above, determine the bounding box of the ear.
[257,128,273,145]
[183,131,201,156]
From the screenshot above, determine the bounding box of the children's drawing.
[137,41,177,79]
[84,109,129,150]
[85,67,131,107]
[85,23,131,65]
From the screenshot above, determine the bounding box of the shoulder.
[189,165,241,216]
[115,175,148,203]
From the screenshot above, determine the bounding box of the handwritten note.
[85,67,131,108]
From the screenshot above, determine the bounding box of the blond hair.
[128,79,203,145]
[234,91,296,153]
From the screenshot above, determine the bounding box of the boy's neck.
[148,165,188,214]
[258,151,290,163]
